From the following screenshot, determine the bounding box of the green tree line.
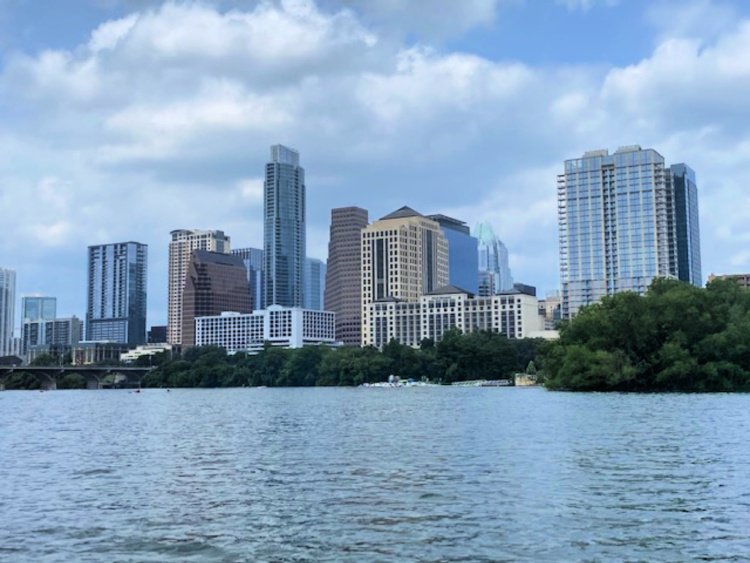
[139,329,546,388]
[542,278,750,392]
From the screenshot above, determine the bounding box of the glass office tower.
[86,242,148,345]
[232,247,264,311]
[263,145,305,307]
[0,268,15,357]
[557,146,700,318]
[670,164,702,286]
[474,222,513,295]
[427,215,479,293]
[304,258,326,311]
[22,296,57,322]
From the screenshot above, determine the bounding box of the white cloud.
[3,0,750,322]
[555,0,619,12]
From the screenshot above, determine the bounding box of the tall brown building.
[181,250,251,347]
[324,206,369,346]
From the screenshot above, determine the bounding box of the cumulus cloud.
[3,0,750,322]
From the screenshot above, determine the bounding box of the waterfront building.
[21,296,57,322]
[365,285,543,349]
[232,247,264,310]
[361,207,449,346]
[22,316,82,356]
[0,268,16,357]
[121,343,173,364]
[86,242,147,345]
[263,144,306,308]
[670,164,702,285]
[181,250,251,347]
[557,145,702,318]
[427,214,479,293]
[474,222,513,296]
[168,229,231,345]
[324,206,369,347]
[304,258,326,311]
[72,342,131,366]
[195,306,336,354]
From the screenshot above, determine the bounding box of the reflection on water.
[1,388,749,561]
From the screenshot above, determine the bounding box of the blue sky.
[2,0,750,328]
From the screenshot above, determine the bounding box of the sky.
[2,0,750,329]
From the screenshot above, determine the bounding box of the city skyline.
[2,0,750,328]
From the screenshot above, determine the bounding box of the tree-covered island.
[543,278,750,392]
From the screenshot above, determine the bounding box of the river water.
[1,387,749,562]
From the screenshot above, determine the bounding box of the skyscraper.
[474,222,513,296]
[557,145,701,318]
[324,206,369,346]
[168,229,230,344]
[263,144,305,308]
[181,250,252,348]
[427,214,479,293]
[304,258,326,311]
[0,268,16,357]
[86,242,147,345]
[22,296,57,322]
[361,206,449,345]
[670,164,702,286]
[232,247,264,311]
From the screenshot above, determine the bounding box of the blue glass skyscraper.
[558,146,701,318]
[474,222,513,295]
[304,258,326,311]
[263,145,305,307]
[232,247,264,311]
[670,164,702,286]
[427,214,478,293]
[86,242,147,345]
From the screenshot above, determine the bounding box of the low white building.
[365,285,553,348]
[120,343,173,363]
[195,306,336,354]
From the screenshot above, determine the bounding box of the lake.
[1,387,749,561]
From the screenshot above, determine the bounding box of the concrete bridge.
[0,366,156,390]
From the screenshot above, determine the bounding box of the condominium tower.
[557,145,701,318]
[304,258,326,311]
[263,145,305,308]
[0,268,16,357]
[361,206,449,345]
[167,229,230,344]
[232,247,264,311]
[86,242,147,345]
[324,206,369,346]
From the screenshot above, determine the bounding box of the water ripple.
[1,388,750,561]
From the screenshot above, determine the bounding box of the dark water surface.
[1,387,750,562]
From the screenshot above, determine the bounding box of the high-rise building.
[427,214,479,293]
[263,144,305,308]
[168,229,230,344]
[232,247,264,311]
[181,250,252,348]
[670,164,702,286]
[474,222,513,296]
[86,242,147,345]
[23,316,82,355]
[0,268,16,357]
[21,296,57,322]
[361,206,449,345]
[324,206,369,346]
[557,145,701,318]
[304,258,326,311]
